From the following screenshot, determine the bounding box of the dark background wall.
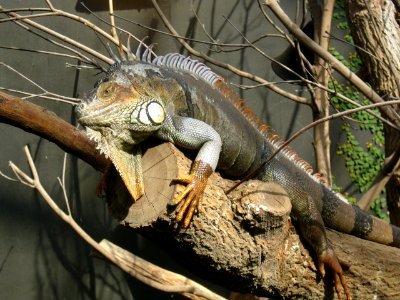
[0,1,351,299]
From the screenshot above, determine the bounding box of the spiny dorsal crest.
[125,39,321,182]
[133,40,222,86]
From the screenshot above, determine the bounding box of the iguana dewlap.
[76,44,400,300]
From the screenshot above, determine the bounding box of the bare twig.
[108,0,119,42]
[190,0,219,45]
[45,0,55,11]
[1,5,115,64]
[0,7,52,13]
[114,12,280,49]
[0,45,87,61]
[57,153,71,215]
[0,12,56,23]
[222,15,312,89]
[0,87,79,103]
[6,14,112,64]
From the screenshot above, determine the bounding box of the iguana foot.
[319,249,352,300]
[174,160,213,228]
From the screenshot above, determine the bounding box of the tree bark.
[128,142,400,299]
[345,0,400,226]
[1,91,400,298]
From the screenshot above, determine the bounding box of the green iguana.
[76,42,400,300]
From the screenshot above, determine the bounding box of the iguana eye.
[97,82,115,100]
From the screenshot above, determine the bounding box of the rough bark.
[115,142,400,299]
[1,92,400,298]
[345,0,400,226]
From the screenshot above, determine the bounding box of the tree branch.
[0,91,108,172]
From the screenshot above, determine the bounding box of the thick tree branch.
[309,0,335,185]
[344,0,400,225]
[0,91,108,172]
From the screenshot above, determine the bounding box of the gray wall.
[0,1,351,299]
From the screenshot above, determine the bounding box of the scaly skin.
[77,51,400,300]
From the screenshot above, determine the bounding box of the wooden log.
[105,142,178,227]
[106,142,400,299]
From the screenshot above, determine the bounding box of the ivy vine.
[329,0,388,220]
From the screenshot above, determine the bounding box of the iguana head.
[76,63,166,149]
[76,62,170,201]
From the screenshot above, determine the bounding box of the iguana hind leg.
[318,249,351,300]
[295,195,351,300]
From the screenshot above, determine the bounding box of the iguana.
[76,43,400,300]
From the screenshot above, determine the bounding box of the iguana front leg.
[174,160,213,227]
[157,114,222,227]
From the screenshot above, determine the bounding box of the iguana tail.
[321,186,400,248]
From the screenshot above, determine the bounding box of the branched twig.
[0,45,89,61]
[0,62,80,104]
[0,2,126,65]
[7,145,226,300]
[150,0,311,105]
[2,10,113,64]
[114,12,280,50]
[57,153,71,215]
[222,15,312,90]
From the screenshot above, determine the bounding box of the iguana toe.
[319,249,352,300]
[173,160,212,227]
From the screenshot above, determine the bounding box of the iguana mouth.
[76,102,120,127]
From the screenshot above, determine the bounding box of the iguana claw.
[174,160,212,228]
[319,249,352,300]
